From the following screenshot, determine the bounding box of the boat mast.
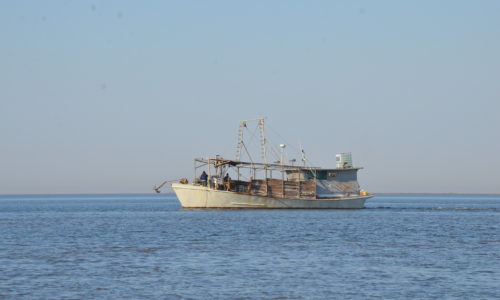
[235,117,268,164]
[258,118,267,164]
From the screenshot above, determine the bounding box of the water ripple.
[0,193,499,299]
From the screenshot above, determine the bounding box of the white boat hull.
[172,183,372,209]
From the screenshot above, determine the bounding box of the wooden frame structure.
[194,157,319,200]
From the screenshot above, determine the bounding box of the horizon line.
[1,192,500,196]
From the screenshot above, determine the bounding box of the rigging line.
[268,143,282,163]
[267,123,300,154]
[245,122,260,149]
[237,121,259,161]
[240,141,254,164]
[267,141,286,163]
[239,123,259,162]
[253,123,283,162]
[267,123,317,167]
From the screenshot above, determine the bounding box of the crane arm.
[152,179,181,193]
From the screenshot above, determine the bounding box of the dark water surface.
[1,194,499,299]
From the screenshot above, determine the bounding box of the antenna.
[300,143,307,166]
[279,143,286,166]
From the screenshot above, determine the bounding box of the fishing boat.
[155,118,372,208]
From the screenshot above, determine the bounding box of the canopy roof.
[194,157,362,171]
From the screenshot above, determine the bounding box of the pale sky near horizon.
[1,1,500,194]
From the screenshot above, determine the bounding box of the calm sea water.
[1,193,499,299]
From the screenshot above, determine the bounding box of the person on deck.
[200,171,208,186]
[223,173,231,190]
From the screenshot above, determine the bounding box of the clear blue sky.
[1,1,499,194]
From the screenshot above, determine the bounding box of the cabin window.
[304,170,327,180]
[316,171,327,180]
